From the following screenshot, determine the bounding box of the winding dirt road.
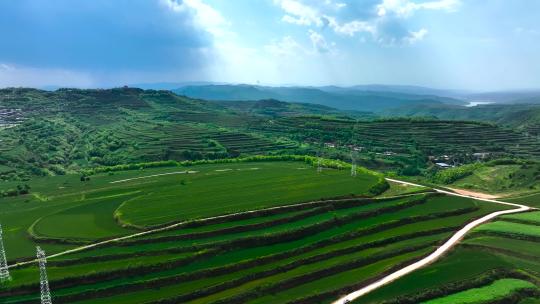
[8,176,532,304]
[331,178,532,304]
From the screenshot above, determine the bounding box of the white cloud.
[272,0,438,46]
[275,0,324,26]
[377,0,461,18]
[265,36,305,56]
[403,28,428,44]
[330,18,376,36]
[309,30,334,53]
[162,0,230,37]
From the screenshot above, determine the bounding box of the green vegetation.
[423,279,536,304]
[1,87,539,304]
[382,102,540,131]
[502,211,540,225]
[445,161,540,194]
[507,192,540,208]
[1,88,539,181]
[0,159,383,260]
[474,221,540,239]
[0,159,511,303]
[353,204,540,304]
[431,163,482,184]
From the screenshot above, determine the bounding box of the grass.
[474,221,540,238]
[115,161,380,227]
[502,211,540,225]
[464,236,540,257]
[423,278,536,304]
[354,210,540,304]
[507,192,540,208]
[0,160,381,261]
[354,249,515,303]
[0,192,505,304]
[450,164,540,195]
[378,180,429,197]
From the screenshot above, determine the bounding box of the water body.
[465,101,495,107]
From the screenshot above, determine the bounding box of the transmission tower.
[37,247,52,304]
[0,224,11,282]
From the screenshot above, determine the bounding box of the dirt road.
[331,178,532,304]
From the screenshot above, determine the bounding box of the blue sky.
[0,0,538,90]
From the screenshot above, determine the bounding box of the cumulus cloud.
[330,19,376,36]
[376,0,461,18]
[309,30,334,53]
[273,0,457,46]
[162,0,230,38]
[275,0,325,26]
[403,28,428,44]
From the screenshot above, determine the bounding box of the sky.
[0,0,539,91]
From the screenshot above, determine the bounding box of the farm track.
[331,178,533,304]
[7,193,423,270]
[4,177,532,304]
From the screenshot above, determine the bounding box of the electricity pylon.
[0,224,10,282]
[37,247,52,304]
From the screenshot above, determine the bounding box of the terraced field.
[258,116,540,158]
[113,121,295,162]
[0,159,516,304]
[1,191,509,304]
[0,158,383,260]
[353,211,540,304]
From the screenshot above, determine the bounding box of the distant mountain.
[464,90,540,104]
[174,84,465,112]
[130,82,225,90]
[382,103,540,132]
[320,84,469,98]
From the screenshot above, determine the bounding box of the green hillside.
[356,212,540,304]
[0,160,512,304]
[382,103,540,132]
[1,88,539,182]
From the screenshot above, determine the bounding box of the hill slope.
[1,88,539,181]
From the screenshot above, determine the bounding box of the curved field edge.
[5,157,385,257]
[112,158,387,228]
[0,194,494,302]
[27,191,142,244]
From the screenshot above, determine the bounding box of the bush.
[431,163,482,184]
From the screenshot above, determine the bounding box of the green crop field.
[1,88,539,304]
[0,158,515,304]
[0,158,384,260]
[507,192,540,208]
[352,204,540,304]
[474,221,540,239]
[423,278,536,304]
[502,211,540,225]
